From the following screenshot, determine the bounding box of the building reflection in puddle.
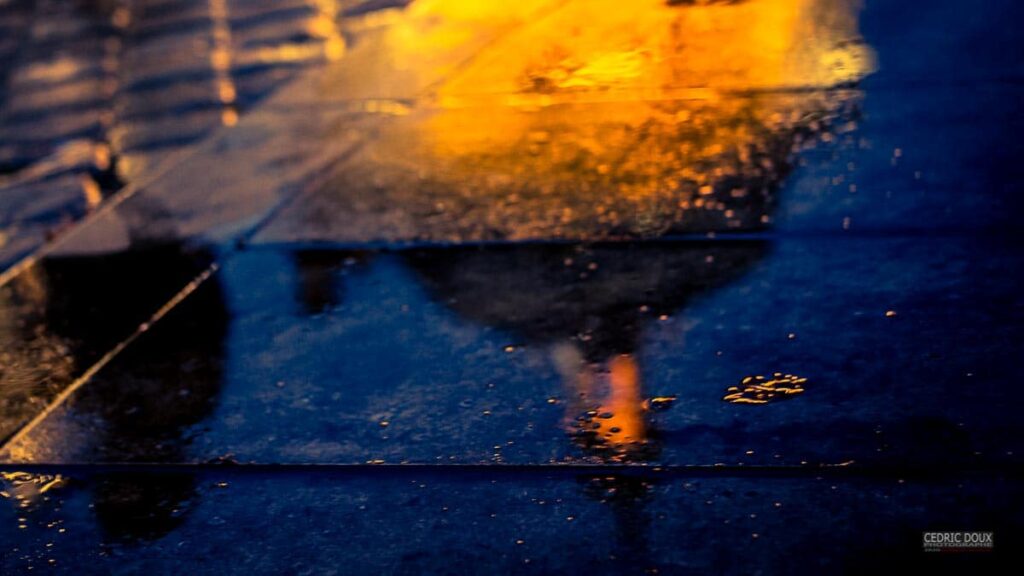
[405,242,766,462]
[292,250,374,316]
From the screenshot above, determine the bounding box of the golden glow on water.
[416,0,873,169]
[433,0,873,106]
[334,0,873,106]
[598,355,647,447]
[295,0,875,242]
[0,471,66,509]
[723,373,808,404]
[561,351,653,462]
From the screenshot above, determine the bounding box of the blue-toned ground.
[1,0,1023,573]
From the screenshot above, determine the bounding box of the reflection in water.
[62,273,227,463]
[404,241,767,568]
[273,0,874,243]
[579,475,655,568]
[3,0,876,555]
[723,373,808,404]
[430,0,872,101]
[63,270,225,543]
[92,473,197,544]
[292,250,373,315]
[407,242,766,462]
[565,354,650,460]
[0,471,66,510]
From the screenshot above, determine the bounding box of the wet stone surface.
[2,237,1022,468]
[0,0,355,267]
[1,468,1021,574]
[1,0,1023,572]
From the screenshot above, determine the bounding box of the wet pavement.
[2,0,1024,573]
[0,0,352,267]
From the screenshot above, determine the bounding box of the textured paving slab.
[1,467,1020,574]
[26,0,1022,255]
[3,236,1021,467]
[0,0,354,269]
[0,1,1021,572]
[21,0,871,252]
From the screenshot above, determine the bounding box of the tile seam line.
[241,228,1022,251]
[0,263,221,454]
[0,462,1021,479]
[237,135,366,246]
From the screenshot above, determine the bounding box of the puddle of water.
[1,241,766,464]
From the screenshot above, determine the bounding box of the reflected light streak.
[557,346,651,462]
[0,471,66,509]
